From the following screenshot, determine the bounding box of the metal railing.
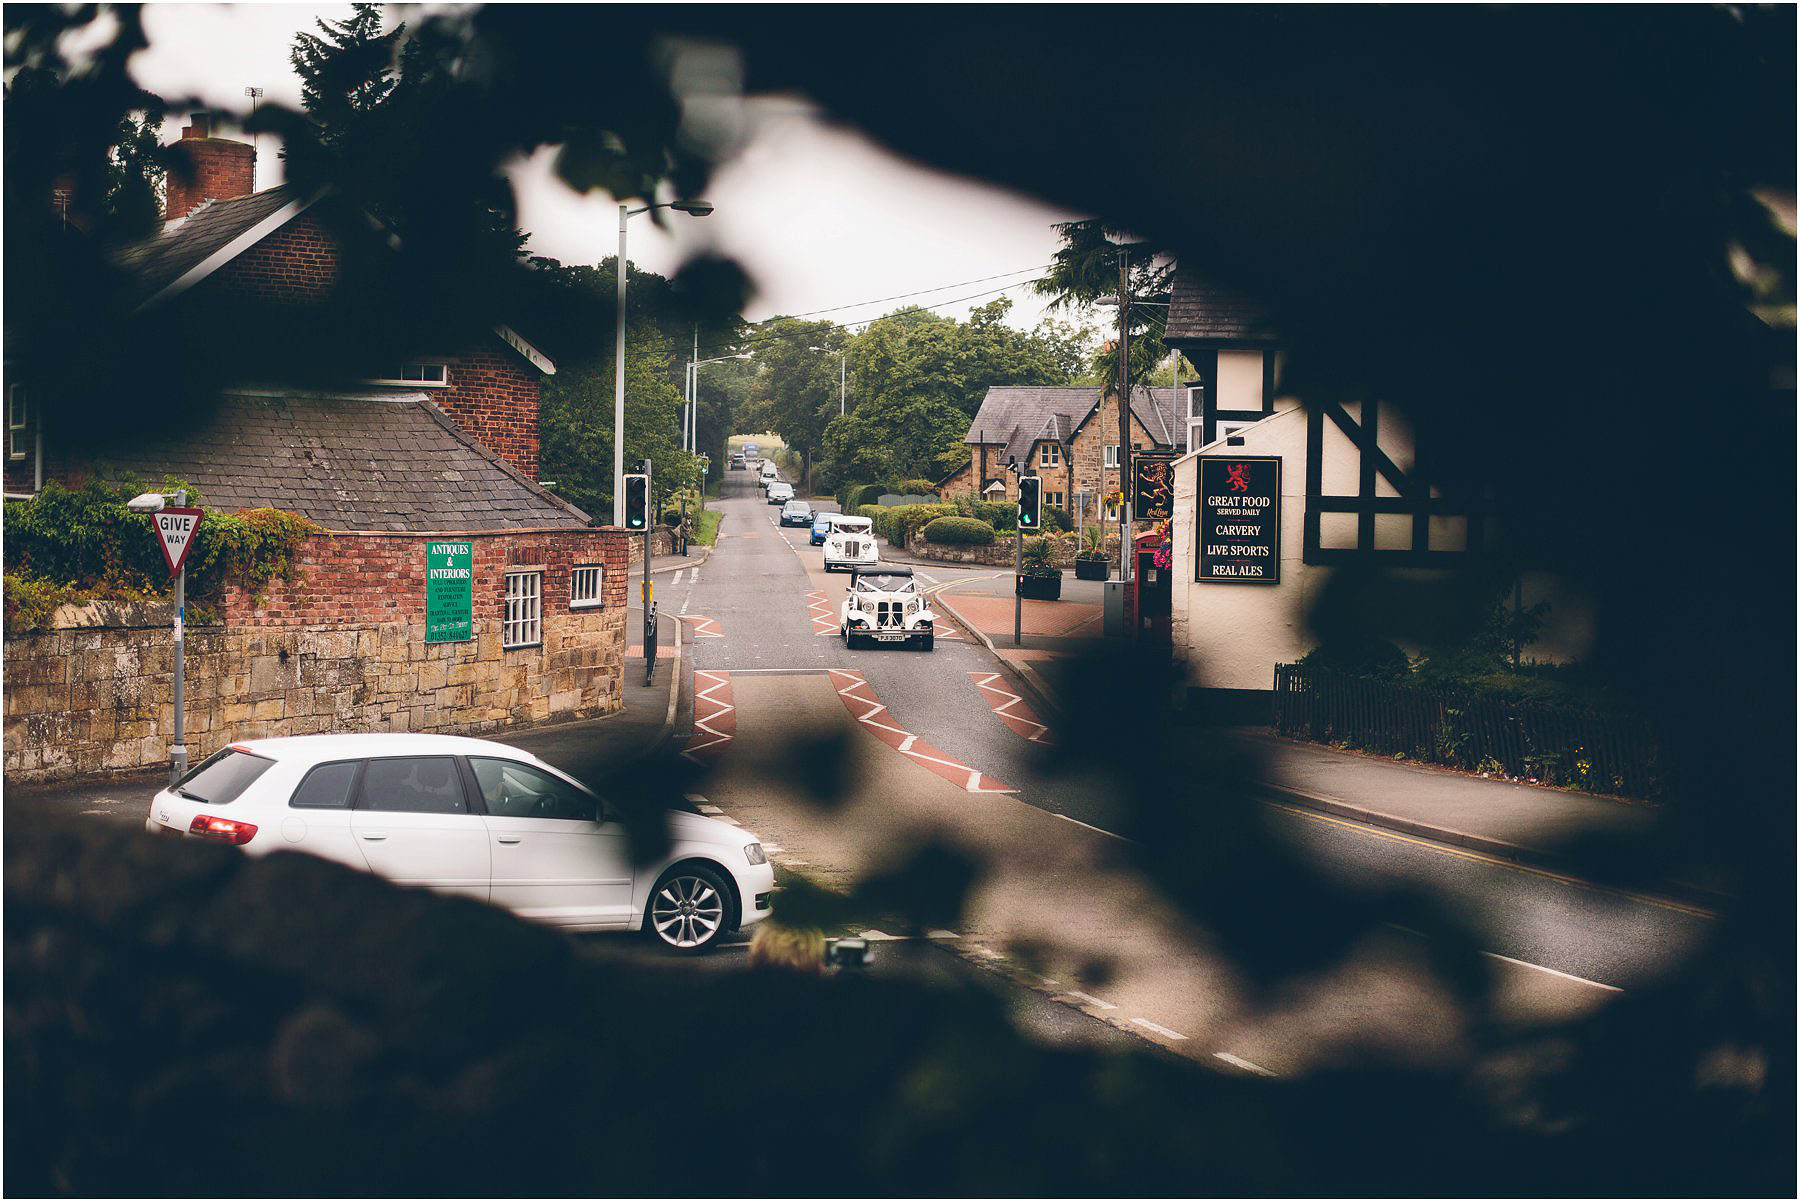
[1271,663,1664,799]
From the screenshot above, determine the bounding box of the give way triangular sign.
[153,507,205,576]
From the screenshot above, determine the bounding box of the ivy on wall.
[3,479,321,635]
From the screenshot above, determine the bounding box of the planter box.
[1074,558,1109,581]
[1016,572,1062,601]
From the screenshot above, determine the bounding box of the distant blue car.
[810,512,839,545]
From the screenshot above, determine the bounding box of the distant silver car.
[767,482,794,505]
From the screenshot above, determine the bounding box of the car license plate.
[875,631,906,642]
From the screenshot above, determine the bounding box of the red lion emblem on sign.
[1225,463,1252,493]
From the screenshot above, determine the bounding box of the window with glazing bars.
[570,564,604,609]
[504,571,542,648]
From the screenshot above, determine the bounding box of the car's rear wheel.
[646,864,732,953]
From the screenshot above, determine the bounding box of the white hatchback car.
[144,733,774,952]
[822,514,879,572]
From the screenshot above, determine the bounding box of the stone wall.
[4,526,632,784]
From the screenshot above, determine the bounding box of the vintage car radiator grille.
[876,600,904,627]
[841,539,865,556]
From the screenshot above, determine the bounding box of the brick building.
[3,116,632,782]
[939,385,1183,523]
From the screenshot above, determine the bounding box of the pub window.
[8,384,27,461]
[503,570,543,649]
[1103,444,1119,470]
[569,564,604,610]
[1040,443,1061,467]
[1103,499,1121,523]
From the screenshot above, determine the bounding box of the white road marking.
[1482,950,1624,992]
[778,858,812,867]
[697,804,725,815]
[1214,1052,1277,1077]
[916,571,938,584]
[927,929,962,940]
[1130,1017,1190,1041]
[1039,978,1061,988]
[1055,812,1129,841]
[859,930,906,941]
[1386,922,1624,993]
[762,844,784,853]
[1064,990,1118,1011]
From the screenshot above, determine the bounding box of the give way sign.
[153,507,205,576]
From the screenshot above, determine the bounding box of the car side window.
[357,756,470,814]
[468,756,599,822]
[290,760,361,809]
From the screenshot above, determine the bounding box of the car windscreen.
[172,747,276,805]
[835,519,872,532]
[855,575,916,592]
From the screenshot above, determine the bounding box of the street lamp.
[807,345,848,416]
[686,351,751,452]
[614,197,714,525]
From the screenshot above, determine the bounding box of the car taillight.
[188,814,258,845]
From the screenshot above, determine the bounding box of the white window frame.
[1045,490,1065,510]
[1040,442,1061,468]
[1103,500,1121,523]
[1103,444,1119,470]
[503,570,543,649]
[569,563,604,610]
[370,361,450,388]
[8,384,27,461]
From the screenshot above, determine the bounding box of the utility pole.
[1117,247,1133,587]
[642,459,655,686]
[244,87,263,190]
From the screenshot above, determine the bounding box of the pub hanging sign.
[425,540,474,643]
[1132,454,1175,524]
[1197,456,1281,584]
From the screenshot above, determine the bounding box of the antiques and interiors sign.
[425,541,474,642]
[1197,457,1281,584]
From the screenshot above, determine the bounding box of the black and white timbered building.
[1162,268,1584,698]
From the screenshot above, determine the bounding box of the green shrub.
[972,500,1018,532]
[848,483,890,509]
[883,503,958,546]
[1020,536,1059,576]
[1296,637,1412,682]
[895,478,938,497]
[922,516,996,546]
[1044,505,1073,533]
[3,478,321,635]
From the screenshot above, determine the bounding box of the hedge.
[848,483,890,509]
[895,478,938,497]
[882,503,958,545]
[972,500,1018,532]
[923,516,997,545]
[1044,505,1073,533]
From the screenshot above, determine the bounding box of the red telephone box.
[1132,528,1172,644]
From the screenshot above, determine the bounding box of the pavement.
[912,535,1711,904]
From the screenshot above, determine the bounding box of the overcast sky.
[127,3,1084,333]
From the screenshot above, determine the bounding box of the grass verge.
[693,507,723,546]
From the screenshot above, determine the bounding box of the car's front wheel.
[916,632,934,651]
[646,864,733,953]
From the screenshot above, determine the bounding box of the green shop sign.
[425,541,474,643]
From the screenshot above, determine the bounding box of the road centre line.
[1264,800,1717,920]
[1055,812,1129,841]
[1214,1052,1277,1077]
[1383,923,1624,992]
[1130,1017,1189,1041]
[1063,989,1118,1011]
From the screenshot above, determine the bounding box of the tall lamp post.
[807,345,848,416]
[614,197,713,525]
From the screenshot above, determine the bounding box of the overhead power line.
[772,264,1053,322]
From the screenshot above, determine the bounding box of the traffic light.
[1017,474,1042,530]
[623,474,649,530]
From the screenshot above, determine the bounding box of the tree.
[1035,219,1179,395]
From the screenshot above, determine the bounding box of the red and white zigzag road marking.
[682,671,736,764]
[681,614,723,639]
[970,671,1055,745]
[806,591,838,636]
[828,669,1012,793]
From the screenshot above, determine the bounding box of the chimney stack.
[163,112,257,222]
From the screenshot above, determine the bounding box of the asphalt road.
[669,465,1714,1074]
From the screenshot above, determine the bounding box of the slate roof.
[109,187,313,307]
[88,389,591,532]
[1163,267,1278,346]
[964,385,1184,463]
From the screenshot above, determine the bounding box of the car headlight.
[744,842,767,866]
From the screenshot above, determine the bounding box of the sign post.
[152,493,203,783]
[1196,456,1282,584]
[642,459,656,686]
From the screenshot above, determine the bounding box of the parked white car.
[143,733,774,952]
[822,514,879,572]
[841,567,934,650]
[767,482,794,505]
